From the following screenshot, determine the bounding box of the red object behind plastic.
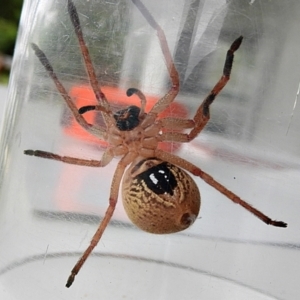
[63,86,188,152]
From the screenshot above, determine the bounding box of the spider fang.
[113,106,141,131]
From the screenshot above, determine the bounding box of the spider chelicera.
[25,0,287,288]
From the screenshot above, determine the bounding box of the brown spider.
[25,0,287,288]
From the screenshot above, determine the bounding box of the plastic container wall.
[0,0,299,299]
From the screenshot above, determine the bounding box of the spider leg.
[24,150,102,167]
[24,147,115,167]
[189,36,243,140]
[191,37,243,140]
[67,0,112,123]
[31,43,107,139]
[159,37,243,143]
[160,117,195,130]
[155,149,287,228]
[65,152,137,288]
[131,0,179,115]
[160,37,243,143]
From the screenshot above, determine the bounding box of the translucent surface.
[0,0,299,299]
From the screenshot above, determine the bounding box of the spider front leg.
[155,150,287,228]
[31,43,108,140]
[188,36,243,140]
[67,0,111,124]
[160,36,243,143]
[132,0,180,115]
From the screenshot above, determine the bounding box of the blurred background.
[0,0,23,124]
[0,0,23,83]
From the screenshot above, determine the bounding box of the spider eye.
[113,105,141,131]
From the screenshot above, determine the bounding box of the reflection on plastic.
[0,0,299,299]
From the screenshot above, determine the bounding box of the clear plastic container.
[0,0,299,299]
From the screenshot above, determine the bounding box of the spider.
[25,0,287,288]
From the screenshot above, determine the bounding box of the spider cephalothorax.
[25,0,287,288]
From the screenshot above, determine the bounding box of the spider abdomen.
[122,158,200,234]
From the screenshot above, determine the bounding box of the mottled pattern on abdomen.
[122,160,201,234]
